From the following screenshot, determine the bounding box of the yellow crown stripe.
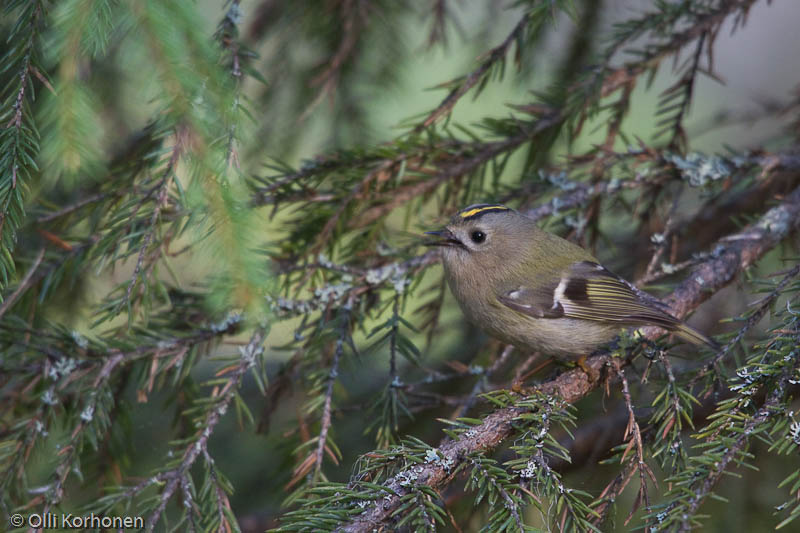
[459,205,509,219]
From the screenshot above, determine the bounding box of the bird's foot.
[575,354,599,383]
[638,338,661,360]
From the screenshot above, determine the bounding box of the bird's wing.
[498,260,716,347]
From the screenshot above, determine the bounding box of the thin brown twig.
[592,461,638,526]
[425,0,452,48]
[145,328,265,532]
[615,362,656,525]
[411,12,530,134]
[301,0,368,121]
[0,247,45,321]
[314,316,347,475]
[451,344,514,419]
[641,200,680,287]
[35,192,115,224]
[122,140,182,311]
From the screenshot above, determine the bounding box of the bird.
[425,203,717,363]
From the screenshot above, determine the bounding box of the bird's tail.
[673,321,720,350]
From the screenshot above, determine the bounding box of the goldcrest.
[426,204,716,359]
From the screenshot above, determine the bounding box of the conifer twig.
[302,0,368,119]
[35,192,115,223]
[123,139,182,311]
[615,362,655,524]
[451,344,514,419]
[0,1,46,291]
[314,312,348,475]
[677,356,800,532]
[411,12,530,134]
[592,460,638,526]
[0,247,45,320]
[145,328,265,532]
[689,262,800,387]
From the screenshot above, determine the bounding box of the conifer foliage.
[1,1,800,532]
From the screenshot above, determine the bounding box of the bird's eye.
[470,230,486,244]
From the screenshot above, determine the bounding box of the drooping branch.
[144,328,266,532]
[0,0,47,291]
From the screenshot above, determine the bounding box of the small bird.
[425,203,717,362]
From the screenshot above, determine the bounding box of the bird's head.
[425,204,531,277]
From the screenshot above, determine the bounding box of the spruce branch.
[0,312,244,497]
[651,314,800,531]
[591,460,638,528]
[335,181,800,533]
[370,293,408,447]
[614,362,656,524]
[425,0,452,48]
[599,0,758,96]
[690,262,800,388]
[411,12,531,133]
[179,474,200,533]
[303,0,369,119]
[216,0,248,170]
[144,328,266,532]
[41,384,115,517]
[647,351,695,473]
[34,190,114,224]
[465,455,524,532]
[121,138,182,316]
[655,31,708,149]
[338,359,605,533]
[354,110,565,228]
[201,447,237,533]
[313,303,352,476]
[0,0,47,293]
[652,183,800,327]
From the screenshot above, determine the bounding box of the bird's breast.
[443,260,618,359]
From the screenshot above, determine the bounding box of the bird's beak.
[424,228,463,248]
